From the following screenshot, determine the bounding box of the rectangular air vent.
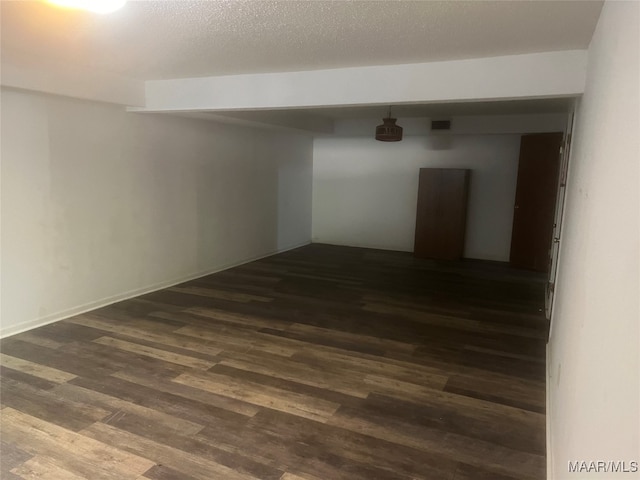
[431,120,451,131]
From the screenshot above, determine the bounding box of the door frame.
[545,100,578,328]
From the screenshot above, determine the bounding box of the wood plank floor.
[0,244,548,480]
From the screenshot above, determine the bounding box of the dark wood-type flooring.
[0,244,548,480]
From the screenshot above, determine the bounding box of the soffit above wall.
[184,97,573,134]
[256,97,575,120]
[1,0,602,80]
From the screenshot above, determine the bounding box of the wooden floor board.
[1,244,547,479]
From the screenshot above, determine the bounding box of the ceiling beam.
[1,57,145,107]
[136,50,587,113]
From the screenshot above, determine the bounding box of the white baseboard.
[310,239,413,253]
[0,241,310,339]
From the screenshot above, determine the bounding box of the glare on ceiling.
[45,0,126,14]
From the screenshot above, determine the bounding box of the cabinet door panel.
[414,168,470,260]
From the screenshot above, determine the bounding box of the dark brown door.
[414,168,470,260]
[510,133,563,271]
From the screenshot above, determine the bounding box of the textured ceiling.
[1,0,602,80]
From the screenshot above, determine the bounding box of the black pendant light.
[375,106,403,142]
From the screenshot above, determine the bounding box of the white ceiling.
[1,0,603,81]
[0,1,602,129]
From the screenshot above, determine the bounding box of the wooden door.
[414,168,470,260]
[510,133,563,271]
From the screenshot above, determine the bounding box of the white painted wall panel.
[547,2,640,478]
[312,134,521,261]
[0,89,312,337]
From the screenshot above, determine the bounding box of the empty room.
[1,1,638,480]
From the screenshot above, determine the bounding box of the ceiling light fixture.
[375,107,403,142]
[45,0,126,14]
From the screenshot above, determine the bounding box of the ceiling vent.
[431,120,451,131]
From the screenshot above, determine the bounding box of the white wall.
[312,133,522,261]
[548,2,639,479]
[0,88,312,337]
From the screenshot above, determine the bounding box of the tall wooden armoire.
[414,168,470,260]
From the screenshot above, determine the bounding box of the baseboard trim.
[0,241,310,339]
[310,240,413,253]
[309,240,509,262]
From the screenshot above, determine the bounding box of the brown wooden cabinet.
[414,168,470,260]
